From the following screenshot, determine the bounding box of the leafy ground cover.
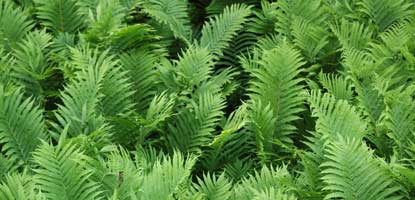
[0,0,415,199]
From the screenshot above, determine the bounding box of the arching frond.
[381,86,415,157]
[34,0,85,33]
[0,86,46,167]
[12,30,53,99]
[0,172,43,200]
[52,47,134,138]
[308,90,367,140]
[248,43,306,152]
[83,0,125,44]
[142,0,192,44]
[321,136,404,200]
[233,165,295,200]
[0,0,34,50]
[357,0,413,31]
[139,152,196,200]
[33,141,103,200]
[190,173,232,200]
[167,92,225,153]
[330,18,373,51]
[318,72,353,101]
[199,4,252,56]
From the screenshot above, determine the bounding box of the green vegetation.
[0,0,415,199]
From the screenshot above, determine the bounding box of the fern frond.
[52,47,134,138]
[233,165,295,200]
[34,0,85,33]
[291,17,329,62]
[357,0,413,31]
[321,136,404,200]
[308,90,367,140]
[0,0,34,50]
[330,18,373,51]
[83,0,125,44]
[12,30,53,99]
[382,86,415,157]
[199,4,252,56]
[253,187,297,200]
[0,172,42,200]
[175,46,215,89]
[142,0,192,44]
[33,141,103,200]
[248,43,306,150]
[190,173,232,200]
[318,72,353,101]
[140,152,196,200]
[168,92,225,153]
[119,49,158,112]
[0,86,46,167]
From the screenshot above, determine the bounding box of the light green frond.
[330,18,373,51]
[318,72,353,101]
[33,141,103,200]
[253,187,297,200]
[143,0,191,44]
[12,30,53,99]
[248,43,306,150]
[199,4,252,56]
[137,92,175,143]
[190,173,232,200]
[140,152,196,200]
[308,90,367,140]
[34,0,85,33]
[321,136,404,200]
[0,0,34,50]
[275,0,326,37]
[0,172,43,200]
[83,0,125,44]
[247,100,276,163]
[52,47,134,138]
[381,86,415,157]
[168,92,225,153]
[0,86,46,167]
[175,46,215,89]
[119,49,158,112]
[291,17,329,62]
[233,165,295,200]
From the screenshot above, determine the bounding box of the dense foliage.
[0,0,415,199]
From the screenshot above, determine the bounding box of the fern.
[52,47,134,138]
[199,4,252,56]
[248,43,306,152]
[189,173,233,200]
[142,0,192,44]
[0,86,46,167]
[321,136,404,200]
[0,0,34,50]
[33,141,102,200]
[357,0,413,31]
[308,90,367,140]
[34,0,85,33]
[167,91,225,153]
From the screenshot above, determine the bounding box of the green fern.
[321,136,404,200]
[33,141,103,200]
[248,43,306,154]
[0,0,34,50]
[0,86,46,167]
[199,4,252,56]
[34,0,85,33]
